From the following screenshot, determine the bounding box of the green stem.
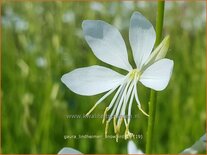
[145,1,165,154]
[155,1,165,47]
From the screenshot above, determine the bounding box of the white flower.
[58,147,82,154]
[127,134,206,154]
[61,12,174,141]
[181,134,206,154]
[128,140,144,154]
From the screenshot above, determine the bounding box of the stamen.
[103,77,132,138]
[125,124,134,140]
[84,69,151,140]
[107,82,127,122]
[124,118,127,126]
[115,79,132,119]
[85,85,118,116]
[107,83,124,110]
[116,116,123,133]
[102,107,109,124]
[116,133,119,142]
[134,81,149,117]
[119,79,134,124]
[113,116,117,133]
[134,79,141,107]
[138,106,149,117]
[114,116,124,142]
[127,82,136,124]
[86,104,98,116]
[105,121,109,138]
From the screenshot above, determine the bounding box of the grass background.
[1,1,206,154]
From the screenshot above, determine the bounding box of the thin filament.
[115,79,132,119]
[107,82,127,122]
[86,85,118,116]
[127,80,136,124]
[118,79,134,126]
[134,82,149,117]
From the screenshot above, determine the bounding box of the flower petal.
[82,20,132,71]
[129,12,156,69]
[128,140,144,154]
[181,134,206,154]
[61,65,125,96]
[58,147,82,154]
[140,59,174,91]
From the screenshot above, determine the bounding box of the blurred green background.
[1,1,206,154]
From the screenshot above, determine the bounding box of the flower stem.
[145,1,165,154]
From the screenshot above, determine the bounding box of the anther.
[113,116,117,133]
[102,107,109,124]
[138,106,149,117]
[116,133,119,142]
[105,121,109,138]
[116,116,124,133]
[125,124,134,140]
